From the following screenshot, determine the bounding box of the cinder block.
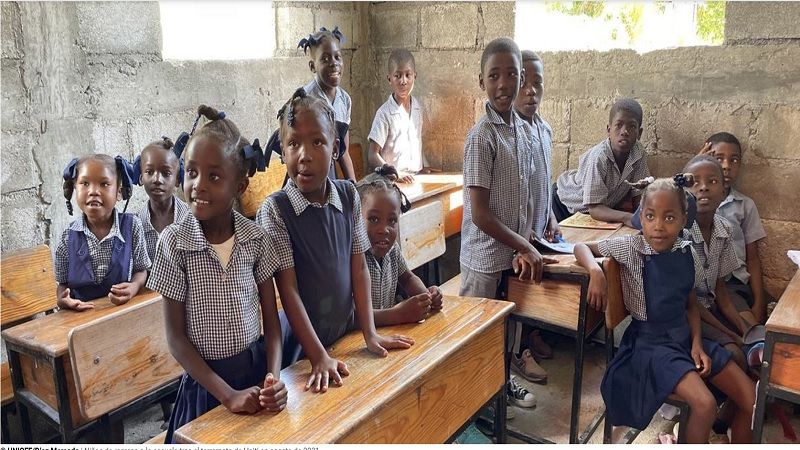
[569,99,611,152]
[538,99,570,144]
[420,3,478,49]
[480,1,514,42]
[0,189,43,252]
[654,101,753,155]
[551,143,569,180]
[314,8,354,49]
[735,163,800,223]
[276,6,315,53]
[92,120,131,159]
[76,2,161,54]
[726,1,800,42]
[759,219,800,284]
[1,59,32,132]
[2,2,22,59]
[370,7,417,49]
[1,131,39,195]
[413,50,480,98]
[751,105,800,161]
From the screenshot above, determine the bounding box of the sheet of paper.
[534,237,575,254]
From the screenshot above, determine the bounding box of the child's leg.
[723,343,747,371]
[673,371,717,444]
[709,361,756,444]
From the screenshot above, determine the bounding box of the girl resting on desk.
[573,175,755,443]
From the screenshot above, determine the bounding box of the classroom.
[1,0,800,445]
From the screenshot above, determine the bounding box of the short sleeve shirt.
[717,188,767,284]
[145,211,279,360]
[54,210,151,284]
[303,79,352,124]
[137,196,189,261]
[556,139,650,214]
[255,178,371,272]
[365,244,409,310]
[528,114,554,239]
[368,94,424,173]
[460,103,537,274]
[598,234,700,321]
[683,216,740,308]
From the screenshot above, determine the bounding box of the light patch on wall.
[159,1,274,60]
[515,1,725,54]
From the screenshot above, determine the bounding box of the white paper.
[789,250,800,267]
[535,237,575,254]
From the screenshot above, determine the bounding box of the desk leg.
[753,332,775,443]
[569,280,589,444]
[602,325,614,443]
[52,356,75,443]
[494,318,510,443]
[7,350,33,443]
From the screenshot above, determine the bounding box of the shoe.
[511,349,548,383]
[529,329,553,359]
[507,376,536,408]
[486,404,516,420]
[658,403,681,421]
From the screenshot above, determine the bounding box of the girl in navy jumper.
[256,89,414,393]
[574,176,755,443]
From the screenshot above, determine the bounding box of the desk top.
[767,270,800,335]
[398,173,463,204]
[174,295,512,444]
[2,291,161,358]
[542,224,637,275]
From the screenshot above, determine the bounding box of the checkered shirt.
[683,215,740,309]
[365,244,409,310]
[717,188,767,285]
[137,196,190,261]
[303,79,352,124]
[460,103,537,274]
[529,114,554,239]
[255,178,371,272]
[598,234,702,321]
[54,210,151,284]
[556,139,650,214]
[146,211,279,360]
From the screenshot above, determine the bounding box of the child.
[553,98,651,227]
[460,37,556,407]
[132,137,189,260]
[699,132,768,324]
[356,164,443,326]
[299,26,356,181]
[256,89,414,394]
[55,154,151,310]
[574,176,755,443]
[146,106,287,443]
[683,155,749,369]
[367,48,426,183]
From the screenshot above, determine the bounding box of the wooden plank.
[1,245,56,326]
[766,271,800,335]
[144,430,167,444]
[239,161,287,219]
[18,353,83,426]
[399,201,445,270]
[68,296,181,421]
[440,274,462,297]
[603,258,627,330]
[173,295,512,444]
[2,291,161,358]
[507,277,601,332]
[1,362,12,405]
[770,342,800,392]
[335,143,365,181]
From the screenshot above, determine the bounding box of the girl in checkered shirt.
[356,164,443,326]
[146,105,286,443]
[573,176,755,443]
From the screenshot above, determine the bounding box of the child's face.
[709,142,741,188]
[387,60,416,103]
[640,189,686,253]
[607,110,642,153]
[479,51,522,116]
[687,161,725,215]
[310,38,343,90]
[362,189,401,260]
[140,146,179,204]
[75,159,121,223]
[282,108,338,200]
[514,59,544,120]
[183,137,246,222]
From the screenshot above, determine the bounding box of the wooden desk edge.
[765,270,800,335]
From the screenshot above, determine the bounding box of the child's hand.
[428,285,443,311]
[109,282,136,305]
[691,344,712,378]
[259,373,287,413]
[366,333,415,357]
[397,293,432,322]
[727,330,744,347]
[697,141,714,156]
[307,354,349,393]
[587,271,608,312]
[223,386,262,414]
[544,218,562,243]
[513,248,558,284]
[59,288,95,311]
[397,171,415,183]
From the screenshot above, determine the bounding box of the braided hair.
[62,154,129,216]
[356,164,411,214]
[189,105,263,179]
[277,88,338,153]
[298,26,345,57]
[635,173,696,216]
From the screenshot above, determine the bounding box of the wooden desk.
[754,269,800,442]
[2,291,161,442]
[398,173,463,239]
[504,222,636,444]
[174,295,513,444]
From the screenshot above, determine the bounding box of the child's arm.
[56,283,95,311]
[110,218,152,305]
[697,300,744,346]
[163,298,262,413]
[713,277,748,334]
[573,243,607,312]
[337,131,356,181]
[109,270,147,306]
[352,252,416,354]
[373,270,432,327]
[586,204,634,228]
[687,290,712,378]
[257,279,287,413]
[544,209,562,243]
[367,140,388,170]
[745,242,767,323]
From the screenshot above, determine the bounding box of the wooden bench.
[440,274,462,297]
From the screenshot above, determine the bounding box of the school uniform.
[368,94,425,173]
[137,196,189,261]
[459,103,537,298]
[365,243,408,310]
[554,139,650,220]
[717,188,767,311]
[683,217,742,346]
[598,234,731,430]
[528,114,555,239]
[145,211,279,444]
[54,210,151,300]
[303,79,352,180]
[256,178,370,367]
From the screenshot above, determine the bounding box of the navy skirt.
[164,336,267,444]
[601,318,732,430]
